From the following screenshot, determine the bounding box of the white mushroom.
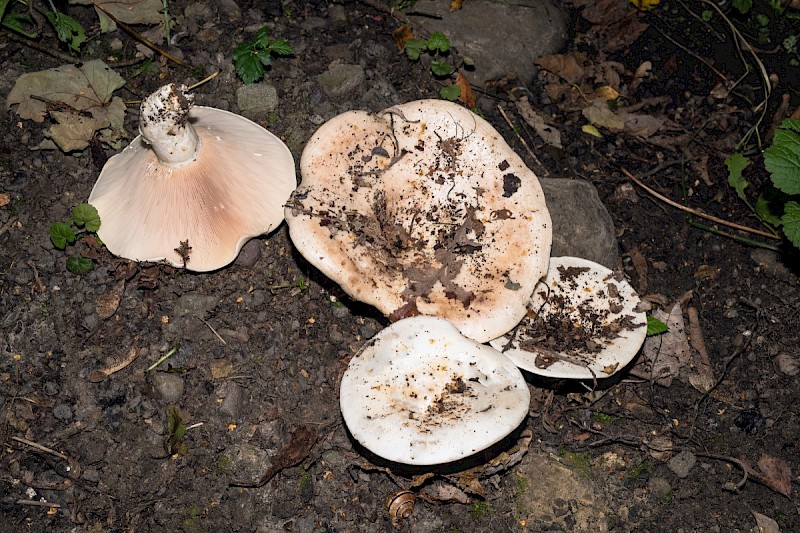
[489,256,647,379]
[88,83,296,272]
[285,100,551,342]
[340,316,530,466]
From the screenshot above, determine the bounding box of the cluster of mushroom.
[88,85,646,466]
[284,100,648,465]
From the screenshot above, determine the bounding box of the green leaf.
[430,60,453,77]
[427,32,450,53]
[49,222,75,250]
[2,12,39,38]
[440,84,461,101]
[66,255,93,274]
[732,0,753,14]
[755,193,783,227]
[646,315,669,336]
[404,38,427,61]
[725,152,750,202]
[256,49,273,68]
[72,203,101,232]
[253,26,272,48]
[269,39,295,56]
[764,119,800,195]
[781,201,800,248]
[235,53,264,84]
[44,10,86,52]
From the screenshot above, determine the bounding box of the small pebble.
[647,477,672,500]
[775,353,799,376]
[152,372,185,403]
[52,403,73,422]
[219,382,244,420]
[667,450,696,479]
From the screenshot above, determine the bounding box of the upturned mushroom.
[88,83,296,272]
[285,99,551,342]
[489,256,647,380]
[339,315,530,466]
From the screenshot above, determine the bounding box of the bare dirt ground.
[1,1,799,532]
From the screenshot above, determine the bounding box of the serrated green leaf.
[49,222,75,250]
[66,255,93,274]
[44,11,86,52]
[404,38,426,61]
[269,39,294,56]
[72,203,101,232]
[646,315,669,336]
[430,60,453,77]
[235,54,264,84]
[781,201,800,248]
[253,26,272,48]
[764,121,800,195]
[732,0,752,14]
[440,84,461,101]
[427,31,450,53]
[725,152,750,202]
[257,49,273,68]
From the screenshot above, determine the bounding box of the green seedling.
[267,277,309,294]
[44,0,86,52]
[404,31,461,102]
[233,26,294,84]
[49,203,101,274]
[1,0,86,51]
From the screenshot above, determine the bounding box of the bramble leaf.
[269,39,295,56]
[725,152,750,202]
[66,256,93,274]
[782,201,800,248]
[764,119,800,195]
[755,193,782,227]
[646,315,669,336]
[49,222,75,250]
[73,203,101,232]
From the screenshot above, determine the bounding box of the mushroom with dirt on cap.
[339,315,530,466]
[285,99,551,343]
[88,83,296,272]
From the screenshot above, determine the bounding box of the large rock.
[411,0,567,87]
[541,178,618,269]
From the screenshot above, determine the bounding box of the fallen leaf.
[96,280,125,319]
[211,359,234,379]
[454,71,476,108]
[422,481,470,504]
[72,0,163,33]
[230,425,318,487]
[631,60,652,92]
[751,511,781,533]
[636,302,690,386]
[595,85,620,100]
[757,452,792,497]
[535,53,585,84]
[582,124,602,138]
[391,24,414,52]
[449,0,463,10]
[621,112,665,139]
[514,96,562,149]
[583,98,625,132]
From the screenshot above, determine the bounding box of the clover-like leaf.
[431,60,454,77]
[404,38,427,61]
[66,255,93,275]
[49,222,76,250]
[73,203,101,232]
[439,84,461,102]
[427,32,450,53]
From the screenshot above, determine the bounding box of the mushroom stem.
[138,84,200,166]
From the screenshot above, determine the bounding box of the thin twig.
[0,217,18,238]
[497,104,546,173]
[622,167,781,240]
[15,499,61,508]
[11,436,69,461]
[198,317,227,346]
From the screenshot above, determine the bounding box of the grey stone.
[236,83,279,120]
[540,178,618,269]
[667,450,696,479]
[234,239,263,268]
[647,476,672,500]
[316,64,365,97]
[52,403,73,422]
[218,382,245,420]
[152,372,185,403]
[173,293,219,318]
[411,0,567,87]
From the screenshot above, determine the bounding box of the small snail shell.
[386,489,416,519]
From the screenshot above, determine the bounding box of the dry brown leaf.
[391,24,414,53]
[583,98,625,132]
[752,511,781,533]
[757,452,792,497]
[636,302,690,387]
[449,0,463,11]
[454,71,476,109]
[422,481,470,504]
[514,96,562,149]
[535,53,585,84]
[211,359,234,379]
[631,60,652,92]
[621,112,665,139]
[96,280,125,319]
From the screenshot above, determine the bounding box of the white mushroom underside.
[490,256,647,379]
[340,316,530,465]
[88,107,296,272]
[286,100,551,342]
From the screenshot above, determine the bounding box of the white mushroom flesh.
[340,316,530,466]
[286,100,551,342]
[490,256,647,379]
[88,84,296,272]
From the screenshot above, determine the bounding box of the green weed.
[233,27,294,84]
[49,203,101,275]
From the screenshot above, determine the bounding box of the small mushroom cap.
[286,100,551,342]
[489,256,647,379]
[89,88,296,272]
[340,316,530,466]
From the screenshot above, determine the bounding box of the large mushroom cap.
[88,84,296,272]
[286,100,551,342]
[340,316,530,466]
[490,256,647,379]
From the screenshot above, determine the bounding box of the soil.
[2,1,800,532]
